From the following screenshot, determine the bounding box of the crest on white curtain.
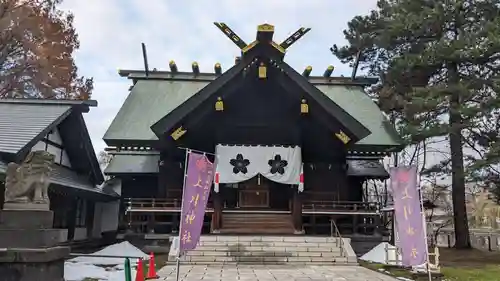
[213,144,302,192]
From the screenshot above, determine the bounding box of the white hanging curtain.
[213,144,302,192]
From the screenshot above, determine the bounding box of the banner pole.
[176,149,191,281]
[417,175,432,281]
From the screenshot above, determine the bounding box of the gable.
[57,111,104,184]
[150,55,254,139]
[103,79,209,144]
[148,45,370,145]
[30,127,73,168]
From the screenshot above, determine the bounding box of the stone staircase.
[171,235,358,265]
[220,213,294,234]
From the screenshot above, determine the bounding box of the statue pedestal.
[0,209,70,281]
[0,247,69,281]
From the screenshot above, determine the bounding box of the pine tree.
[335,0,500,248]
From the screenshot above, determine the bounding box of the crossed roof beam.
[213,22,311,56]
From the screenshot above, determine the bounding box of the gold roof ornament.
[302,66,312,77]
[300,99,309,114]
[323,65,334,77]
[214,63,222,75]
[171,126,187,140]
[258,62,267,79]
[257,23,275,32]
[215,97,224,111]
[169,60,177,72]
[192,62,200,75]
[335,131,351,144]
[257,23,275,46]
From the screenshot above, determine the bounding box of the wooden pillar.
[211,192,222,233]
[352,214,358,234]
[374,214,382,236]
[158,153,168,199]
[66,198,77,241]
[85,200,95,238]
[161,150,181,234]
[390,213,396,244]
[292,188,303,234]
[147,213,155,233]
[172,198,180,233]
[0,181,4,210]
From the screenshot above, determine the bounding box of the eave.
[0,98,96,113]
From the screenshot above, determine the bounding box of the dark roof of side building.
[0,98,104,185]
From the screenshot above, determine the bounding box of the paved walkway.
[157,264,397,281]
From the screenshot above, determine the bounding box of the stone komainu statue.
[4,151,55,205]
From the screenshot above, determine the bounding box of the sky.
[60,0,380,153]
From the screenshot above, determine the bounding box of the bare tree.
[97,151,112,171]
[0,0,93,99]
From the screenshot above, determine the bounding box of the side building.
[0,99,120,243]
[103,24,403,253]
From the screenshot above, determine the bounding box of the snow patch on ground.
[64,241,147,281]
[360,242,402,265]
[65,263,137,281]
[68,241,149,265]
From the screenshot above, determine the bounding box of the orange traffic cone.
[135,258,145,281]
[145,252,159,280]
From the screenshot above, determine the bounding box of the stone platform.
[171,235,358,265]
[157,264,399,281]
[0,209,69,281]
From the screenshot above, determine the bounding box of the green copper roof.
[315,85,402,147]
[103,80,209,143]
[104,77,401,149]
[104,152,160,175]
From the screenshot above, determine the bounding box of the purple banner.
[390,166,427,266]
[179,151,214,253]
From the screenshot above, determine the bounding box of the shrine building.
[103,24,402,250]
[0,99,120,244]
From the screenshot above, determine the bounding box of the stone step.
[177,256,351,263]
[222,214,291,218]
[168,259,356,265]
[172,235,356,266]
[197,241,340,247]
[218,228,294,235]
[185,250,342,257]
[223,219,292,224]
[222,222,291,226]
[192,247,342,253]
[198,235,341,243]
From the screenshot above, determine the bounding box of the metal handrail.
[330,219,345,257]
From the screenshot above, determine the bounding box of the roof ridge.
[119,69,378,86]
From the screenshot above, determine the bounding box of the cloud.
[60,0,378,153]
